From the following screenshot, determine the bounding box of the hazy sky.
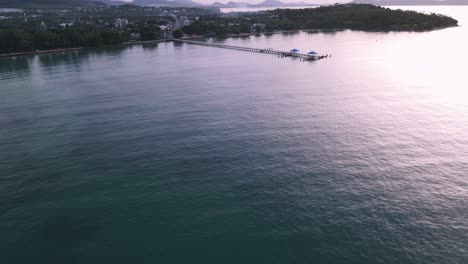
[118,0,350,4]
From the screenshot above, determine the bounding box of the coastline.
[0,39,170,58]
[0,24,454,59]
[0,47,83,58]
[121,39,170,46]
[225,29,344,38]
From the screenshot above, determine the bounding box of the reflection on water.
[280,31,301,36]
[0,6,468,264]
[304,29,345,35]
[142,43,159,52]
[0,47,132,76]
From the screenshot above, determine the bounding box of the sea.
[0,6,467,264]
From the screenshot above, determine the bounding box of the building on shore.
[114,18,129,28]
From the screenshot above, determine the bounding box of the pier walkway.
[174,39,328,61]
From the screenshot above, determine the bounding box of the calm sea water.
[1,6,467,264]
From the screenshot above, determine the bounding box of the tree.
[172,29,183,38]
[239,23,250,33]
[33,30,59,50]
[141,30,157,41]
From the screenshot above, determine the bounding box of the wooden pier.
[174,39,328,61]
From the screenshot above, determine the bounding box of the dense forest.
[0,4,221,55]
[266,4,459,31]
[183,4,458,36]
[182,16,254,36]
[0,27,127,54]
[0,15,163,54]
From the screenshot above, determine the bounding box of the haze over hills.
[114,0,315,7]
[211,0,313,7]
[131,0,203,7]
[0,0,204,8]
[99,0,129,5]
[101,0,468,6]
[353,0,468,5]
[2,0,467,9]
[0,0,106,8]
[0,0,316,8]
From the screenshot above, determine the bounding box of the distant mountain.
[211,0,314,8]
[0,0,316,9]
[252,0,284,7]
[99,0,128,5]
[353,0,468,5]
[211,1,249,7]
[0,0,107,8]
[210,1,224,6]
[131,0,203,7]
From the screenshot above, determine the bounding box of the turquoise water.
[1,6,468,264]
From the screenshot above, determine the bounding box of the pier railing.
[173,39,328,61]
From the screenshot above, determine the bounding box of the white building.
[180,16,191,26]
[60,22,74,28]
[114,18,129,28]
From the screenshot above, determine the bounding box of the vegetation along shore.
[0,4,458,55]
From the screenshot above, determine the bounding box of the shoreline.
[0,24,455,58]
[180,29,342,41]
[0,39,170,58]
[225,29,344,38]
[0,30,345,58]
[0,47,83,58]
[121,39,170,46]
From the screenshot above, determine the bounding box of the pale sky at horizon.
[115,0,468,5]
[117,0,350,5]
